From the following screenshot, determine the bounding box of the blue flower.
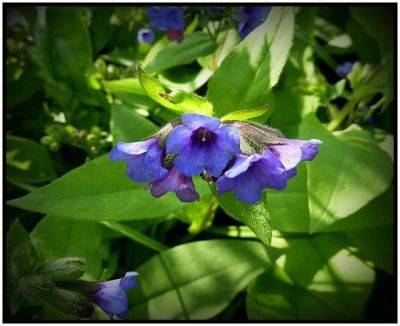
[217,138,322,204]
[238,6,271,39]
[90,272,138,319]
[138,28,155,43]
[336,61,353,77]
[110,138,168,183]
[166,113,240,177]
[217,151,288,204]
[149,166,199,202]
[146,6,185,42]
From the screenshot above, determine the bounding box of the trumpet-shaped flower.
[110,139,168,183]
[166,113,240,178]
[149,167,199,202]
[90,272,138,319]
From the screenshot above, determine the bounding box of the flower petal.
[91,280,128,319]
[215,124,241,154]
[173,144,206,177]
[182,113,221,131]
[166,125,192,154]
[120,272,139,291]
[205,144,235,177]
[150,167,199,202]
[301,139,323,161]
[269,140,304,170]
[224,154,258,178]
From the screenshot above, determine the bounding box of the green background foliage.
[6,5,394,321]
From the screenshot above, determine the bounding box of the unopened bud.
[18,275,54,299]
[35,257,85,282]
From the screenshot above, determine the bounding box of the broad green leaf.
[266,164,309,233]
[322,186,393,232]
[269,8,320,137]
[129,239,269,320]
[110,103,157,143]
[197,28,240,71]
[350,6,394,56]
[299,115,393,232]
[220,107,268,122]
[30,215,103,280]
[158,67,212,92]
[8,155,191,221]
[144,32,218,73]
[102,78,156,109]
[215,189,272,247]
[138,66,213,115]
[347,225,394,275]
[6,135,57,184]
[207,7,295,117]
[248,233,375,320]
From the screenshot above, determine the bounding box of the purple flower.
[90,272,138,319]
[217,151,288,204]
[336,61,353,77]
[166,113,241,177]
[110,139,168,183]
[268,139,323,172]
[146,6,185,42]
[217,138,322,204]
[238,6,271,39]
[149,166,199,202]
[138,28,155,43]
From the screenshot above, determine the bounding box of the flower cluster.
[336,61,354,77]
[110,113,322,205]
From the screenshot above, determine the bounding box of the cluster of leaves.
[6,5,394,321]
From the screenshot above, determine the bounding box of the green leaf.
[6,135,57,184]
[101,221,168,253]
[266,164,310,233]
[197,28,240,71]
[8,155,191,221]
[247,233,375,320]
[30,215,104,280]
[299,115,393,232]
[220,107,268,122]
[144,32,218,73]
[322,186,393,232]
[129,239,269,319]
[215,189,272,247]
[350,6,394,56]
[158,67,212,92]
[137,66,213,115]
[103,78,156,109]
[110,103,157,143]
[206,7,295,117]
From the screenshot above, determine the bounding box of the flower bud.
[35,257,85,282]
[18,275,54,299]
[43,287,94,318]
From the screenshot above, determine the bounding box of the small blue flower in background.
[238,6,271,39]
[137,28,155,43]
[146,6,185,43]
[336,61,354,77]
[149,166,199,202]
[90,272,138,319]
[166,113,240,177]
[110,139,168,183]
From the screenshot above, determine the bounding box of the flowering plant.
[6,4,394,322]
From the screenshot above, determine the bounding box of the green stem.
[327,98,358,132]
[101,221,168,253]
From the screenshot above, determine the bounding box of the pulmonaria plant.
[110,113,322,205]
